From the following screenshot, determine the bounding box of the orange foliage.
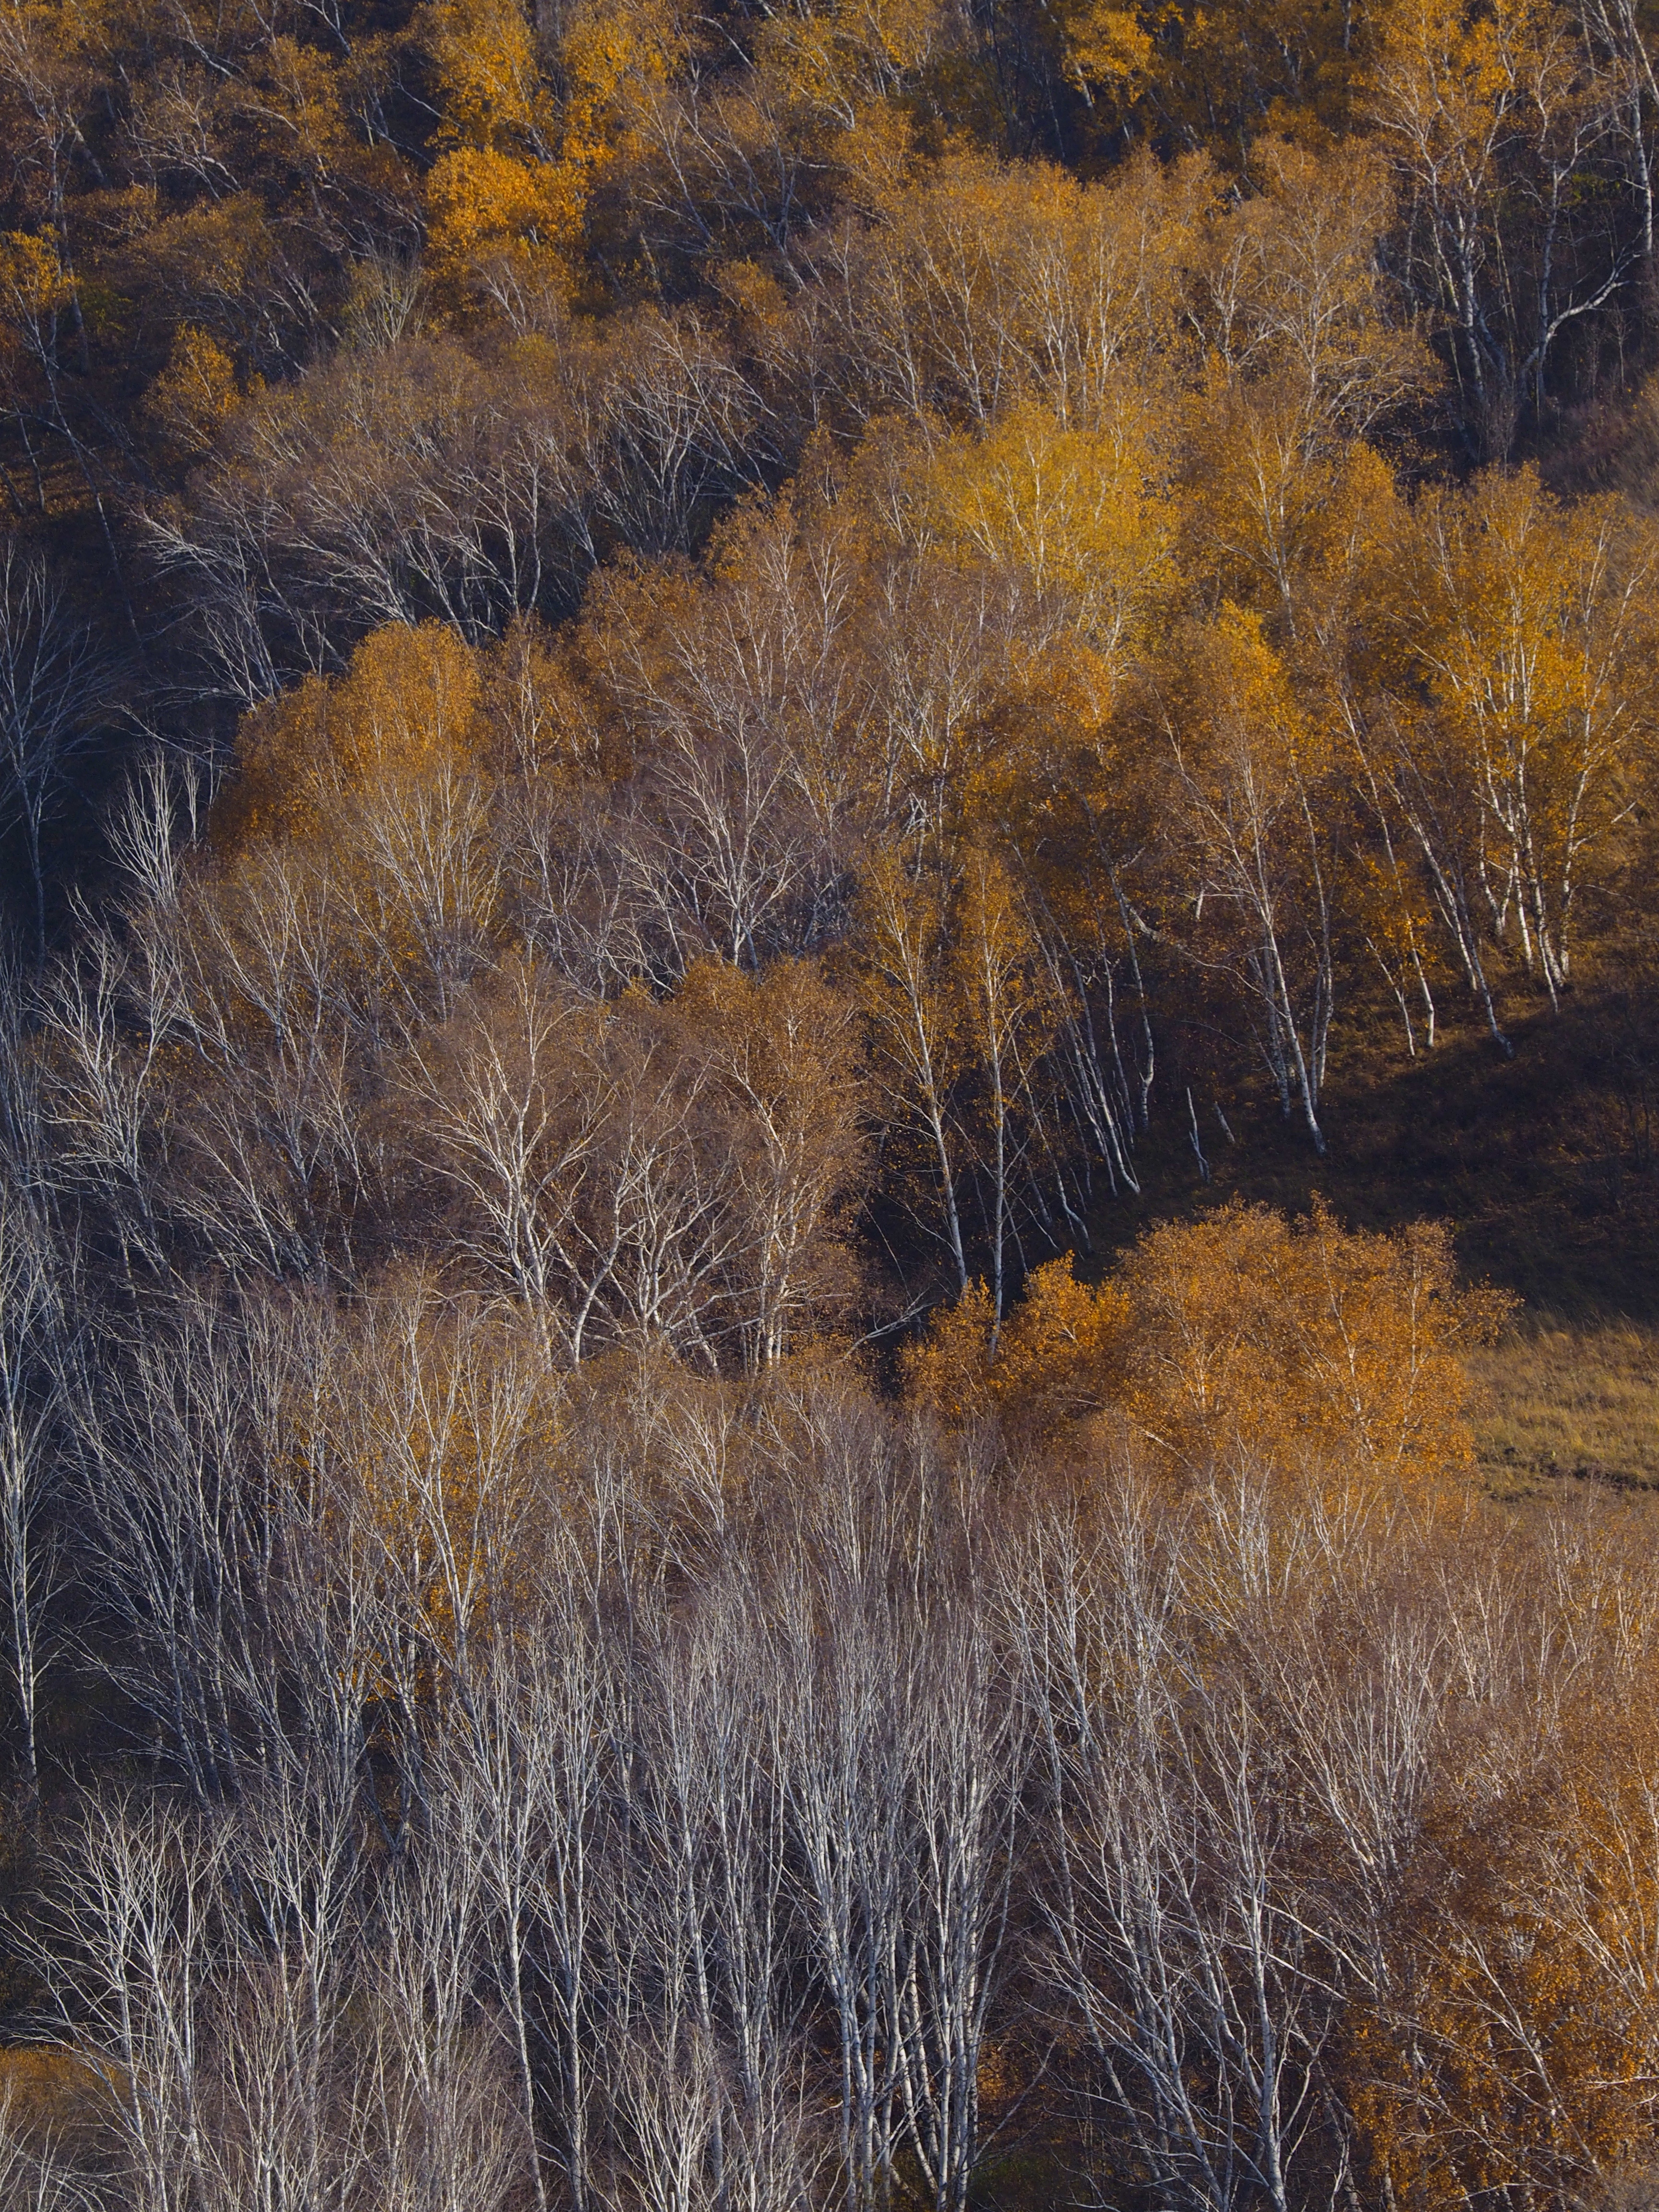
[907,1202,1507,1485]
[1351,1691,1659,2212]
[216,620,486,854]
[1119,1199,1509,1482]
[425,147,585,312]
[142,324,246,459]
[0,2045,118,2152]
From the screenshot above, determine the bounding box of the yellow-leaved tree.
[1369,466,1659,1014]
[911,397,1172,670]
[906,1200,1507,1492]
[1154,603,1342,1152]
[213,619,500,1031]
[1117,1200,1508,1484]
[423,0,687,325]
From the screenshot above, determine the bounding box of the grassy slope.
[1467,1317,1659,1496]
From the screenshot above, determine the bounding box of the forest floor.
[1088,964,1659,1322]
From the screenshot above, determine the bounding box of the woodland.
[7,0,1659,2205]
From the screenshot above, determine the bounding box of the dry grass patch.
[1469,1315,1659,1494]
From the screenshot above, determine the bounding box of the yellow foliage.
[914,398,1171,658]
[1369,0,1563,168]
[990,1258,1130,1439]
[425,145,584,304]
[816,148,1198,431]
[219,620,485,854]
[0,229,74,343]
[325,620,483,784]
[422,0,686,313]
[903,1277,997,1429]
[754,0,955,159]
[904,1257,1128,1442]
[1351,1694,1659,2212]
[1378,465,1659,991]
[475,613,606,780]
[142,323,243,457]
[557,0,686,170]
[427,0,551,153]
[1180,376,1398,626]
[905,1203,1504,1486]
[1050,0,1364,157]
[1059,0,1152,94]
[949,845,1052,1057]
[1161,599,1335,816]
[1119,1200,1509,1483]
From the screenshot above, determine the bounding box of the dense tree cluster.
[6,0,1659,2202]
[16,1179,1659,2212]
